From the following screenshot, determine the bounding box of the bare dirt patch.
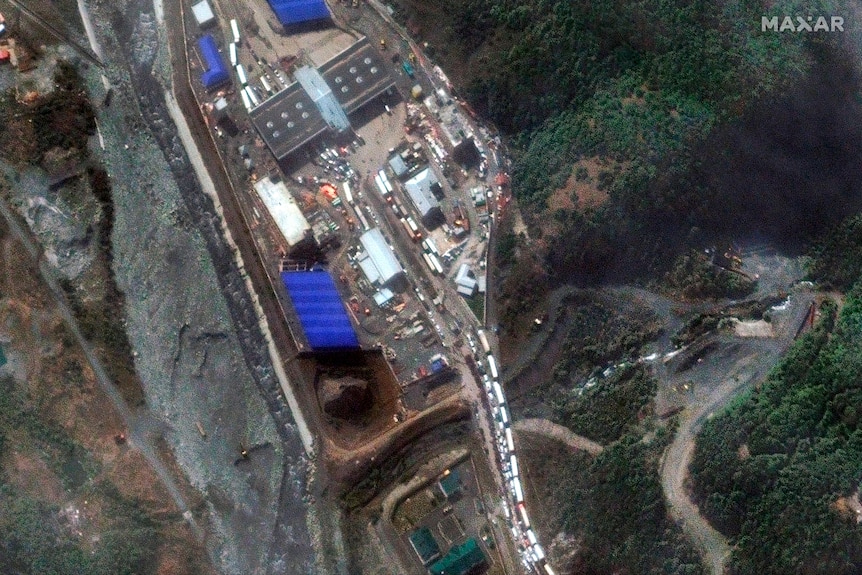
[731,318,773,337]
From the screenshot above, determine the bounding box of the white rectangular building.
[359,228,404,287]
[191,0,216,28]
[253,177,310,248]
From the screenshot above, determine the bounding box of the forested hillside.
[689,293,862,574]
[394,0,862,325]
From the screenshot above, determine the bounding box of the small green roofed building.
[409,526,441,566]
[429,538,487,575]
[437,469,461,500]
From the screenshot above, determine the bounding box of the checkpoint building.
[250,37,395,163]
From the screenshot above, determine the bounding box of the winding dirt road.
[659,289,815,575]
[513,418,604,456]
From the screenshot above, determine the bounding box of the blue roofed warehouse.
[198,35,230,90]
[281,270,360,351]
[267,0,331,27]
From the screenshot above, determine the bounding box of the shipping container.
[428,238,440,256]
[239,88,251,111]
[400,217,415,240]
[518,502,530,526]
[375,174,389,198]
[244,85,259,107]
[493,382,505,406]
[341,182,354,206]
[429,253,443,275]
[230,19,240,43]
[261,75,272,94]
[406,217,421,240]
[477,329,491,354]
[533,545,545,561]
[353,204,370,230]
[378,170,394,193]
[487,355,498,379]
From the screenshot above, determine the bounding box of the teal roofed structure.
[281,269,360,350]
[438,469,461,500]
[409,527,441,566]
[429,538,487,575]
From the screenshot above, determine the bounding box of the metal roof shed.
[388,154,408,178]
[267,0,331,26]
[253,177,311,247]
[359,228,403,286]
[198,35,230,90]
[429,538,486,575]
[404,168,440,217]
[191,0,216,28]
[281,270,360,350]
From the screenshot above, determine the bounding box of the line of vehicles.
[470,329,554,575]
[228,19,287,112]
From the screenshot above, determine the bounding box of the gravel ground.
[0,0,317,572]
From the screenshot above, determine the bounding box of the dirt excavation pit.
[297,348,402,451]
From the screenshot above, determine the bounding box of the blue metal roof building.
[281,270,360,350]
[198,35,230,90]
[267,0,331,27]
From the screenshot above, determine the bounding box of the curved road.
[660,394,735,575]
[513,418,604,456]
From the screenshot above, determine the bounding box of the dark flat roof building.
[250,83,328,162]
[250,37,395,163]
[429,538,487,575]
[319,39,395,115]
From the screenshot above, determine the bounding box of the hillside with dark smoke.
[393,0,862,324]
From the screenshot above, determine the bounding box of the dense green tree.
[691,293,862,574]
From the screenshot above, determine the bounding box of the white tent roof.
[253,177,310,247]
[359,228,403,284]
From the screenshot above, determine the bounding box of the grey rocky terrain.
[1,0,317,573]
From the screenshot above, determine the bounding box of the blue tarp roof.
[198,34,230,89]
[267,0,330,26]
[281,270,360,350]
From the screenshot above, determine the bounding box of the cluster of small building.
[406,469,490,575]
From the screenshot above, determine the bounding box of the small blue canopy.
[198,34,230,89]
